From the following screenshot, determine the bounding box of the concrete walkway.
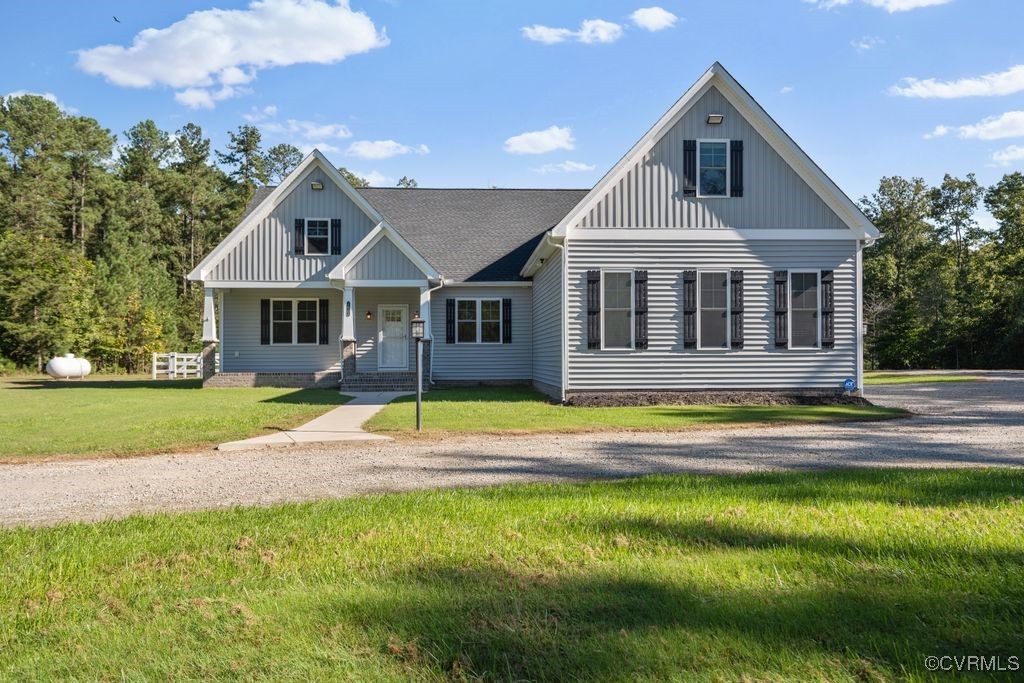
[217,391,409,450]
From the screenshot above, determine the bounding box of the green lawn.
[0,377,348,460]
[365,387,905,435]
[1,468,1021,680]
[865,372,982,385]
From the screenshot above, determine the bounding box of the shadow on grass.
[389,386,550,405]
[2,378,203,390]
[259,389,350,406]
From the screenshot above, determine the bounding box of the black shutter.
[260,299,270,345]
[821,270,835,348]
[330,219,342,255]
[682,270,697,348]
[318,298,329,345]
[730,140,744,197]
[634,270,648,350]
[445,299,455,344]
[683,140,697,197]
[502,298,512,344]
[294,218,305,255]
[586,270,601,349]
[774,270,789,348]
[730,270,744,349]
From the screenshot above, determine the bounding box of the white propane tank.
[45,353,92,380]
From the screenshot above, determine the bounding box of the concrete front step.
[339,372,425,393]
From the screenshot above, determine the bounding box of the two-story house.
[187,63,879,401]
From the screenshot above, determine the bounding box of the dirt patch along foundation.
[564,391,871,408]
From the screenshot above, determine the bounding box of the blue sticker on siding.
[843,378,856,392]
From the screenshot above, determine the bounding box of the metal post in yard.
[411,316,425,432]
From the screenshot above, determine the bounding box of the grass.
[0,377,349,461]
[365,386,905,435]
[0,468,1021,680]
[865,372,982,385]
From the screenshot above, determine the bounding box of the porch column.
[201,287,218,382]
[419,286,432,340]
[341,286,357,379]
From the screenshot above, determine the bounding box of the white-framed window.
[271,299,319,345]
[698,270,730,349]
[601,270,633,350]
[305,218,330,255]
[789,271,820,349]
[456,298,502,344]
[698,140,729,198]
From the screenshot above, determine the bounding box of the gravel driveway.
[2,372,1021,527]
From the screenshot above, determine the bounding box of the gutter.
[425,277,445,385]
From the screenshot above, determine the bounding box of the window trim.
[788,270,821,350]
[270,298,319,345]
[696,139,730,199]
[304,217,331,256]
[696,269,731,350]
[454,298,503,345]
[600,269,635,351]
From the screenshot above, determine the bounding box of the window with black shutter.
[634,270,648,350]
[682,140,697,197]
[330,219,342,255]
[682,270,697,348]
[294,219,305,255]
[502,298,512,344]
[318,298,329,345]
[586,270,601,349]
[730,140,744,197]
[445,299,455,344]
[774,270,789,348]
[260,299,270,345]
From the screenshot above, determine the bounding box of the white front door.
[378,304,408,370]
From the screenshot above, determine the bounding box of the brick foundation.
[204,371,340,388]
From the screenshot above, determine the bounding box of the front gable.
[189,151,380,283]
[328,222,439,282]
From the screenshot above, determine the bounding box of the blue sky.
[4,0,1024,218]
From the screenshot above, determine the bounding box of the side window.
[480,299,501,343]
[296,300,318,344]
[306,219,329,255]
[698,141,728,197]
[699,271,729,348]
[790,272,820,348]
[456,299,477,343]
[271,300,293,344]
[602,271,633,349]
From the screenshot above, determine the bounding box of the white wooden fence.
[151,352,219,379]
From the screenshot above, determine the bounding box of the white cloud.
[354,170,392,186]
[534,160,596,174]
[504,125,575,155]
[891,65,1024,98]
[992,145,1024,167]
[630,7,677,31]
[76,0,388,108]
[243,104,278,122]
[345,139,429,159]
[297,142,343,156]
[3,90,77,114]
[263,119,352,139]
[923,124,951,139]
[805,0,950,11]
[851,35,884,52]
[779,85,795,95]
[522,18,622,45]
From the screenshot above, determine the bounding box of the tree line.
[0,92,1021,373]
[0,94,414,373]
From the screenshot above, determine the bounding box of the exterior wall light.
[345,300,351,317]
[706,114,724,125]
[411,316,425,341]
[311,181,324,190]
[365,310,373,321]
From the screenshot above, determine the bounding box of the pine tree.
[266,143,303,183]
[216,124,268,193]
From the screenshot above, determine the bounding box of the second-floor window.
[306,219,329,255]
[698,140,728,197]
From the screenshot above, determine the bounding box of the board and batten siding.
[208,166,377,282]
[430,286,533,381]
[347,237,425,280]
[566,238,858,390]
[575,86,847,230]
[531,251,563,397]
[220,288,342,372]
[353,287,421,373]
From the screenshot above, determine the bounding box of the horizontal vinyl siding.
[348,237,425,280]
[566,239,858,390]
[577,86,847,230]
[353,288,421,373]
[221,288,341,372]
[531,252,562,391]
[209,166,376,282]
[430,286,533,380]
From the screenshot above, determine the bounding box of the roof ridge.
[356,187,589,192]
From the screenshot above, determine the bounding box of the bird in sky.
[113,15,121,23]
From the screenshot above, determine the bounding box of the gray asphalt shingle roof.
[356,188,587,282]
[241,185,587,282]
